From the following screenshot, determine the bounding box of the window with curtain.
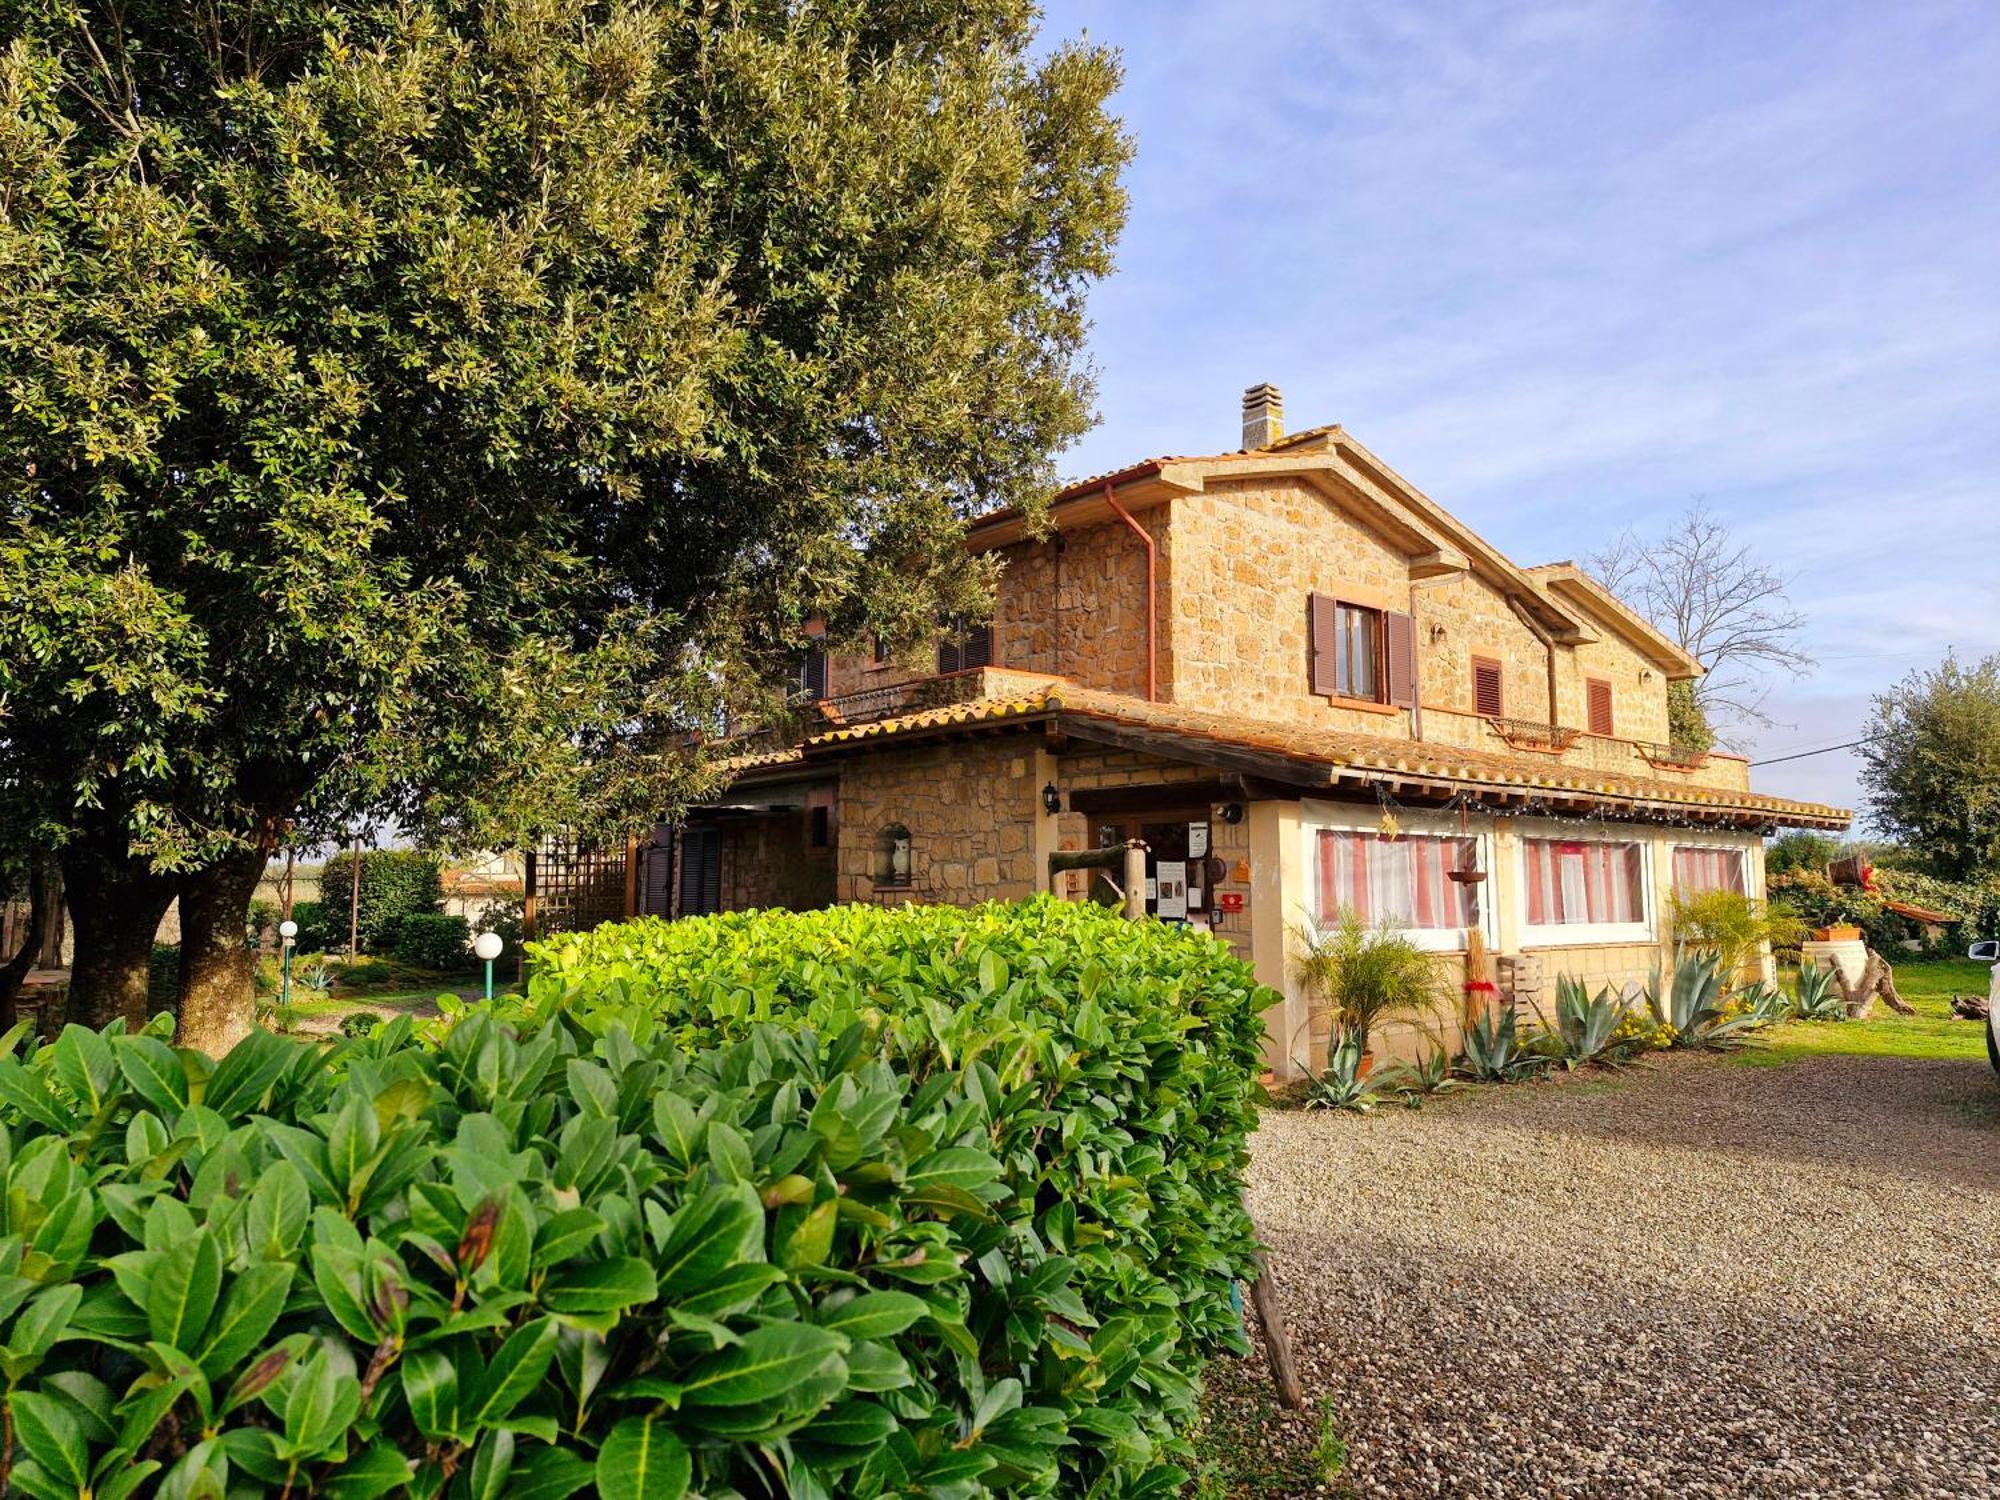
[1334,604,1380,700]
[1523,838,1645,927]
[1672,846,1746,896]
[1316,830,1480,931]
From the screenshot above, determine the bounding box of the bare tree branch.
[1586,502,1813,739]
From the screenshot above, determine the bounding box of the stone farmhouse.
[534,386,1849,1075]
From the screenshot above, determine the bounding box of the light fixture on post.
[473,930,504,1002]
[1219,802,1245,825]
[278,919,298,1014]
[1041,782,1062,816]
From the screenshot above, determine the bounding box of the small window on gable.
[1586,678,1615,736]
[1472,657,1505,718]
[936,619,993,675]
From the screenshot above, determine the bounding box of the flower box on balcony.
[1487,717,1582,754]
[1639,741,1712,772]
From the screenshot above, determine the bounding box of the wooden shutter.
[961,622,993,670]
[803,648,827,700]
[1384,610,1416,708]
[1472,657,1504,718]
[1586,678,1614,736]
[1308,593,1340,696]
[641,825,676,916]
[678,827,722,916]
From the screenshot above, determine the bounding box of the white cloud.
[1040,0,2000,816]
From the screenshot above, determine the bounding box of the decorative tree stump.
[1834,948,1914,1020]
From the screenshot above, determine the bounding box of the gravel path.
[1224,1052,2000,1498]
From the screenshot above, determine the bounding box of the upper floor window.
[1472,656,1505,718]
[936,618,993,674]
[1586,677,1615,736]
[789,647,827,702]
[1309,594,1414,706]
[1672,846,1745,896]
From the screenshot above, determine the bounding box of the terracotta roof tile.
[751,681,1848,829]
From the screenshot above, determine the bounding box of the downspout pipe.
[1102,481,1158,701]
[1504,595,1563,725]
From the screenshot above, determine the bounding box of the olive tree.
[0,0,1129,1045]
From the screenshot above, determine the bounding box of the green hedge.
[392,912,472,972]
[0,899,1273,1497]
[316,851,444,954]
[517,897,1276,1487]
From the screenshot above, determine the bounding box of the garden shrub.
[391,912,472,972]
[317,851,444,954]
[283,900,343,956]
[0,899,1271,1498]
[518,896,1276,1489]
[146,943,179,1014]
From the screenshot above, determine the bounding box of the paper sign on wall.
[1155,860,1188,920]
[1188,823,1210,857]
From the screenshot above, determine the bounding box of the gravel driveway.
[1226,1052,2000,1498]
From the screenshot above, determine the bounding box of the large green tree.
[1861,653,2000,880]
[0,0,1129,1046]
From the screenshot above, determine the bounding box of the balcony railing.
[1636,740,1712,771]
[811,674,986,727]
[1485,717,1582,754]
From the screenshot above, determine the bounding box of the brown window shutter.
[1587,678,1614,736]
[1384,610,1416,708]
[1472,657,1504,718]
[962,622,993,670]
[1308,593,1339,696]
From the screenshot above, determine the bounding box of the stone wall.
[718,812,835,913]
[834,738,1045,904]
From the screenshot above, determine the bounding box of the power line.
[1750,738,1871,767]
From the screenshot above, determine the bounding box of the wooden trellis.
[527,836,631,938]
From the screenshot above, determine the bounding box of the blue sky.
[1035,0,2000,819]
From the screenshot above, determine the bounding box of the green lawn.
[1740,958,1993,1065]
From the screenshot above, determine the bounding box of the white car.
[1975,940,2000,1075]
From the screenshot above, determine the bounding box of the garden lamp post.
[278,919,299,1013]
[473,930,504,1002]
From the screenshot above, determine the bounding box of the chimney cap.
[1241,382,1284,448]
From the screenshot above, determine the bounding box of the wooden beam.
[1057,716,1336,789]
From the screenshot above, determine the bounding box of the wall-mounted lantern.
[1041,782,1062,816]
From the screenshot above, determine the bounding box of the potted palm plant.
[1293,910,1446,1073]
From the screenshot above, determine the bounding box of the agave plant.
[1646,950,1765,1050]
[1537,976,1645,1068]
[1789,960,1848,1021]
[1455,1003,1550,1082]
[1300,1030,1391,1113]
[1377,1042,1462,1107]
[1738,979,1791,1026]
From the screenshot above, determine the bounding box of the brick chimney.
[1241,383,1284,448]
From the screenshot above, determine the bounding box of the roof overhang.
[1529,564,1703,679]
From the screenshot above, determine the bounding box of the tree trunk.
[63,844,176,1030]
[0,858,62,1028]
[177,849,269,1055]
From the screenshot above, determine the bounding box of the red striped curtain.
[1672,846,1745,896]
[1316,831,1478,929]
[1524,838,1643,925]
